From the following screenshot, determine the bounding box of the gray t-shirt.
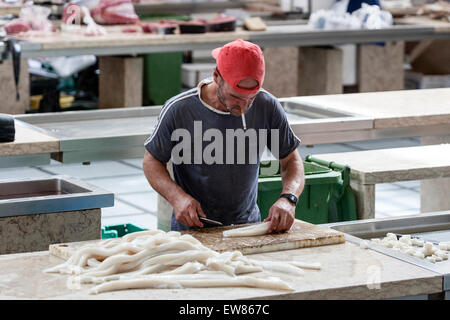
[144,79,301,231]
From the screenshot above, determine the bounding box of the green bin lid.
[258,170,341,185]
[259,160,331,177]
[303,162,332,175]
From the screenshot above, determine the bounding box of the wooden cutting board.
[49,220,345,260]
[183,220,345,254]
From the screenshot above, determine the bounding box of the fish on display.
[63,0,139,25]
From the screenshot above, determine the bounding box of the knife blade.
[199,217,223,226]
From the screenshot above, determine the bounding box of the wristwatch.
[280,193,298,206]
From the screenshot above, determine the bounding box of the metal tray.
[323,211,450,276]
[0,175,114,217]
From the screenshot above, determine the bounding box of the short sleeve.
[267,100,301,160]
[144,104,176,163]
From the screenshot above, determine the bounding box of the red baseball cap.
[212,39,265,94]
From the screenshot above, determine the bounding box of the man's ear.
[213,68,220,83]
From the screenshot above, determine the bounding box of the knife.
[199,217,223,226]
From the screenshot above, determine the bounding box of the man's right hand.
[172,193,206,228]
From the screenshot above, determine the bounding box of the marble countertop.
[287,88,450,129]
[310,144,450,184]
[0,120,59,157]
[0,241,442,300]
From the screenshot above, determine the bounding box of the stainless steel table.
[14,106,162,163]
[9,88,450,164]
[13,100,374,163]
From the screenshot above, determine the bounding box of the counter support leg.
[358,41,404,93]
[297,46,343,96]
[0,58,29,114]
[350,181,375,220]
[421,135,450,213]
[0,208,101,255]
[262,46,299,98]
[98,56,143,108]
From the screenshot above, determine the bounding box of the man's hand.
[263,197,296,233]
[172,193,206,228]
[263,149,305,233]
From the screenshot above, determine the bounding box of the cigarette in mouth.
[241,109,247,130]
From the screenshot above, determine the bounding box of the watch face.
[288,195,296,204]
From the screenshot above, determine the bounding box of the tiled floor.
[0,137,422,230]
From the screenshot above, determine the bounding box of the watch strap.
[280,193,298,205]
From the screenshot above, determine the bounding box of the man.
[143,39,305,233]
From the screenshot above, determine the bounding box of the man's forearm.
[142,151,185,206]
[280,151,305,198]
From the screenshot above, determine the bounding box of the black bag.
[0,114,15,142]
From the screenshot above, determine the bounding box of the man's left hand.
[263,197,296,233]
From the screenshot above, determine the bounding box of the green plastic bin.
[142,52,183,106]
[101,223,147,239]
[257,159,356,224]
[305,155,358,223]
[139,14,189,106]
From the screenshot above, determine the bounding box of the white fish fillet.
[86,258,101,267]
[83,265,120,277]
[87,273,233,285]
[223,222,271,237]
[248,260,305,276]
[80,264,169,284]
[46,228,315,294]
[146,250,214,266]
[89,278,182,294]
[160,262,204,275]
[122,229,165,242]
[89,274,294,295]
[116,241,204,271]
[87,240,201,272]
[288,261,321,270]
[72,243,141,267]
[123,264,166,277]
[174,276,294,291]
[230,261,263,274]
[90,250,149,272]
[179,234,203,246]
[206,258,236,276]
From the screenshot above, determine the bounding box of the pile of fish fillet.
[44,229,320,295]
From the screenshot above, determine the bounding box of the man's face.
[216,71,258,117]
